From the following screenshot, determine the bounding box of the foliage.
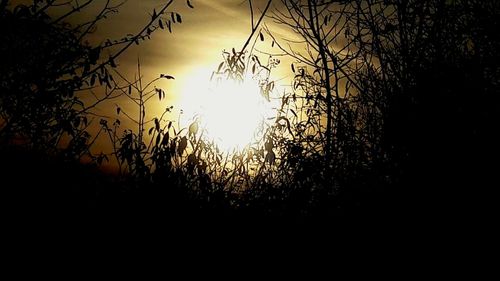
[1,0,498,221]
[0,0,185,161]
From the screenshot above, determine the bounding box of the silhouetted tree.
[0,0,184,161]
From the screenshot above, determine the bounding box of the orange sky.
[58,0,297,160]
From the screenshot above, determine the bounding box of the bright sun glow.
[179,67,276,152]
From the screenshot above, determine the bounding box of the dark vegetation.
[1,0,498,237]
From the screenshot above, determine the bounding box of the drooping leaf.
[265,150,275,165]
[187,0,194,9]
[189,121,198,136]
[159,19,164,29]
[217,62,224,73]
[291,63,295,73]
[155,134,161,146]
[116,107,121,115]
[176,13,182,23]
[259,32,264,41]
[178,136,187,155]
[154,118,160,131]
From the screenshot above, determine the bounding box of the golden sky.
[86,0,291,120]
[66,0,297,157]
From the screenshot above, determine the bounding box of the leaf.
[167,21,172,33]
[116,107,121,115]
[159,19,164,29]
[187,0,194,8]
[162,132,169,146]
[272,41,275,48]
[259,32,264,41]
[265,150,275,165]
[152,9,157,20]
[264,139,274,151]
[187,153,196,166]
[291,63,295,73]
[154,118,160,131]
[176,13,182,23]
[216,62,224,73]
[155,134,161,146]
[128,85,132,95]
[149,127,154,135]
[171,12,175,23]
[252,63,256,74]
[178,136,187,155]
[90,74,96,86]
[161,74,175,79]
[189,121,198,136]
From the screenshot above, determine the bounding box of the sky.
[84,0,294,123]
[7,0,299,162]
[60,0,298,159]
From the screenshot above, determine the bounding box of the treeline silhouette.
[1,0,498,232]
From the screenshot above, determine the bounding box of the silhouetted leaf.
[154,118,160,131]
[148,127,154,135]
[155,134,161,146]
[188,153,197,165]
[272,41,275,48]
[116,107,121,115]
[259,32,264,41]
[217,62,224,73]
[187,0,194,8]
[159,19,164,29]
[291,63,295,73]
[178,136,187,155]
[162,132,169,146]
[265,150,275,165]
[161,74,175,79]
[176,13,182,23]
[90,74,96,86]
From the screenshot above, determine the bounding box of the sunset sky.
[79,0,295,151]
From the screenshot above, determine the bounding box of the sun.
[179,67,275,152]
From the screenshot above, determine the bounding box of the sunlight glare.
[180,67,275,152]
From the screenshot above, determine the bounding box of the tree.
[267,1,382,182]
[0,0,186,161]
